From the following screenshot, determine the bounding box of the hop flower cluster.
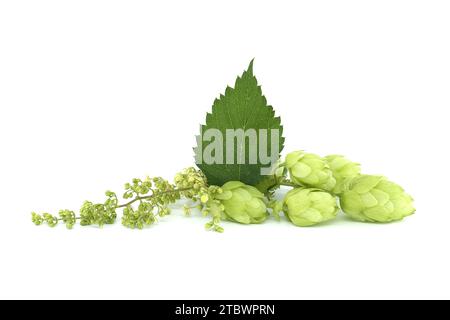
[32,191,118,229]
[59,210,77,229]
[79,191,118,227]
[31,167,225,232]
[121,177,178,229]
[31,157,415,232]
[174,167,208,200]
[31,210,76,229]
[122,204,169,230]
[278,151,415,226]
[197,185,226,233]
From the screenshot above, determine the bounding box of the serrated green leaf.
[195,60,284,187]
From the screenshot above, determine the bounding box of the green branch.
[116,187,192,209]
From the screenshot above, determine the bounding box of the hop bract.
[324,155,361,194]
[216,181,267,224]
[284,188,338,227]
[285,151,336,191]
[340,175,415,222]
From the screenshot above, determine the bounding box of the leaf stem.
[57,217,81,221]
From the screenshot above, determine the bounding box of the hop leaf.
[195,60,284,187]
[340,175,415,222]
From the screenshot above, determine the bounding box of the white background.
[1,0,449,300]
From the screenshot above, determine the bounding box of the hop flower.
[174,167,208,200]
[283,188,339,227]
[324,155,361,194]
[216,181,268,224]
[43,213,58,227]
[340,175,415,222]
[59,210,76,229]
[31,212,43,226]
[285,151,336,191]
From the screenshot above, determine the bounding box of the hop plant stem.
[32,187,195,228]
[116,187,192,209]
[31,168,227,231]
[278,180,338,197]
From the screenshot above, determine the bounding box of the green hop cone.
[324,155,361,194]
[283,188,339,227]
[340,175,415,222]
[285,151,336,191]
[216,181,268,224]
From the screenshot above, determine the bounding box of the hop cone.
[283,188,339,227]
[285,151,336,191]
[216,181,268,224]
[324,155,361,194]
[340,175,415,222]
